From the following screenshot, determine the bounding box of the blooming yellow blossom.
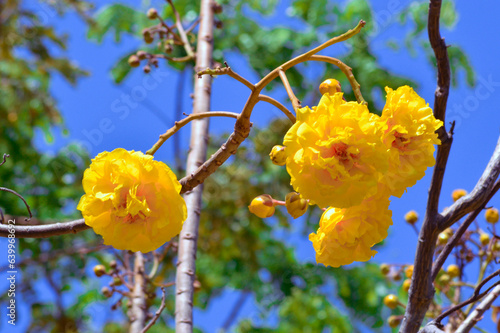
[309,192,393,267]
[284,92,388,208]
[379,86,443,197]
[77,148,187,253]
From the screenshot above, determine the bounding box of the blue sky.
[3,0,500,332]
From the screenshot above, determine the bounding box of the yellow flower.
[284,92,388,208]
[309,192,393,267]
[77,148,187,253]
[379,86,443,197]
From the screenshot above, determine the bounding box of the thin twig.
[197,62,255,91]
[155,54,194,63]
[186,17,200,34]
[147,111,239,155]
[258,95,295,123]
[431,180,500,280]
[0,187,33,220]
[167,0,195,57]
[0,154,9,166]
[433,269,500,325]
[278,69,301,111]
[141,287,167,333]
[455,284,500,333]
[308,55,366,105]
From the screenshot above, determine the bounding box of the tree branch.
[130,252,148,333]
[432,180,500,280]
[174,0,214,331]
[0,218,89,238]
[455,284,500,333]
[179,20,366,194]
[440,136,500,229]
[432,269,500,327]
[400,1,452,332]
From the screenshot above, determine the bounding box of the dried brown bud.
[128,55,140,68]
[147,8,158,20]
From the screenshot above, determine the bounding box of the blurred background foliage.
[0,0,475,332]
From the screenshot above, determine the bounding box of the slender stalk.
[147,111,239,155]
[167,0,195,58]
[257,95,295,123]
[174,0,214,331]
[278,69,301,111]
[308,55,366,105]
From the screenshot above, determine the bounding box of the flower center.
[392,132,410,150]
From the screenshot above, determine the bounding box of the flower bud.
[147,8,158,20]
[128,55,140,68]
[248,194,275,218]
[143,65,151,74]
[193,280,202,291]
[452,189,467,202]
[110,260,117,269]
[111,277,123,286]
[101,286,112,298]
[136,51,147,60]
[142,29,154,44]
[437,232,449,245]
[438,273,451,284]
[380,263,390,275]
[405,265,414,279]
[212,2,223,14]
[93,264,107,277]
[319,79,342,95]
[388,315,401,328]
[402,279,411,292]
[446,264,460,278]
[383,294,399,309]
[285,192,308,219]
[480,233,490,246]
[485,208,499,224]
[404,210,418,224]
[269,145,287,166]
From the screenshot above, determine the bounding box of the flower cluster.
[255,84,443,267]
[78,148,187,253]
